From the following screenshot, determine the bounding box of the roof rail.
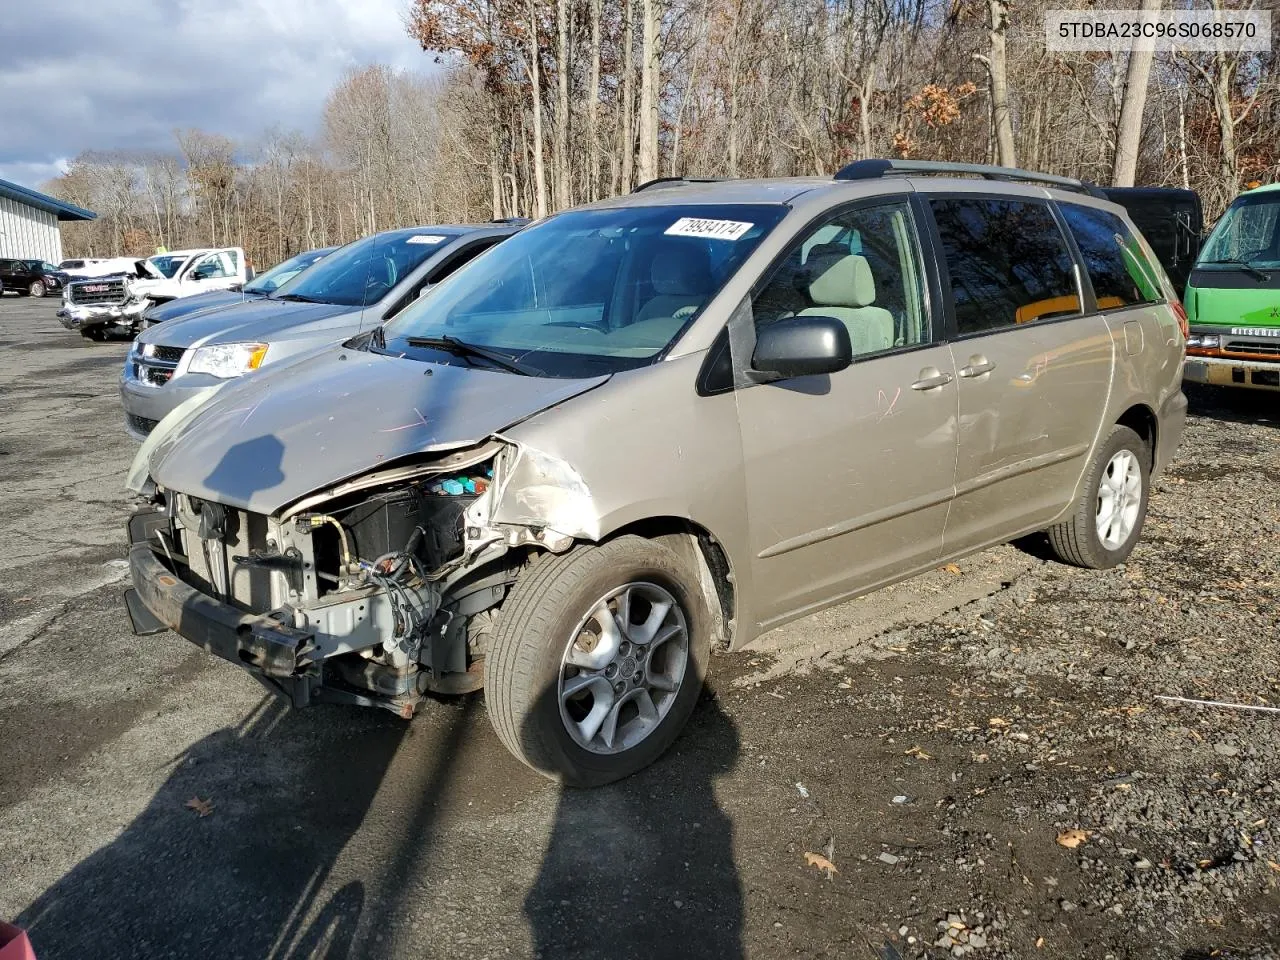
[632,176,730,193]
[832,159,1106,198]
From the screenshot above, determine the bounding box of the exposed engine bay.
[127,438,592,716]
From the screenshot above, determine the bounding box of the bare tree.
[638,0,662,182]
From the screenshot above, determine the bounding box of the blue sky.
[0,0,433,188]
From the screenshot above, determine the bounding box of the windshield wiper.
[273,292,319,303]
[403,335,537,376]
[1204,257,1270,281]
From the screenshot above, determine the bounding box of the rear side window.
[1060,204,1164,309]
[929,198,1081,334]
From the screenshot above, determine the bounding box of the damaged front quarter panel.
[479,439,600,552]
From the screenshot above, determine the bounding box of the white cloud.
[0,0,435,188]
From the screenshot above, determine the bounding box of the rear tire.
[484,535,711,787]
[1046,424,1150,569]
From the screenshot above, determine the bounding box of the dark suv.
[0,259,66,297]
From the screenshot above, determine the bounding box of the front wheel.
[28,281,46,298]
[484,536,711,787]
[1046,424,1150,569]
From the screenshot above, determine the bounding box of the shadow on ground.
[17,697,410,960]
[1184,382,1279,429]
[523,691,744,960]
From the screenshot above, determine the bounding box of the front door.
[731,196,960,629]
[923,195,1112,552]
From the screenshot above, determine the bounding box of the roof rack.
[632,176,730,193]
[832,159,1106,198]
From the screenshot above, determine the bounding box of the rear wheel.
[28,280,45,298]
[1046,424,1150,569]
[484,535,711,787]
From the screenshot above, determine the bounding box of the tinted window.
[753,199,928,357]
[930,198,1080,333]
[1061,204,1163,308]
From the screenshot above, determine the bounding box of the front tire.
[28,281,46,298]
[1046,424,1150,569]
[485,536,712,787]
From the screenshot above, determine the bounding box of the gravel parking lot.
[1,295,1278,960]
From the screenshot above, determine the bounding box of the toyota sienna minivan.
[124,161,1187,787]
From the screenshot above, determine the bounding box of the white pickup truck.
[59,247,248,339]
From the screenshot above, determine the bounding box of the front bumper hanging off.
[125,518,322,706]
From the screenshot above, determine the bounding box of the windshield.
[243,249,330,294]
[148,254,189,278]
[59,260,83,269]
[1199,193,1280,268]
[271,230,455,306]
[380,203,787,376]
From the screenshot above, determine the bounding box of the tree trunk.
[1213,47,1238,195]
[618,0,636,191]
[555,0,572,209]
[588,0,602,200]
[1177,84,1190,191]
[987,0,1016,168]
[526,0,549,219]
[1112,0,1160,186]
[638,0,660,183]
[489,121,503,220]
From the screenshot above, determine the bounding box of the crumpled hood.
[147,347,609,514]
[137,298,355,349]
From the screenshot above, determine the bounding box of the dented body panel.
[146,347,608,513]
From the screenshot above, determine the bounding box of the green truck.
[1184,183,1280,392]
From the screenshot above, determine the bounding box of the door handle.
[911,367,954,391]
[958,355,996,378]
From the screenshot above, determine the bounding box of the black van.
[1102,187,1202,294]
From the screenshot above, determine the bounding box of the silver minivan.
[119,224,521,439]
[124,162,1187,786]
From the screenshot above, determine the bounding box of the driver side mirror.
[752,315,853,378]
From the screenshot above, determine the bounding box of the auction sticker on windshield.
[665,217,754,241]
[406,235,447,245]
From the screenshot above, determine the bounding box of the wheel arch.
[1115,402,1158,469]
[601,515,738,651]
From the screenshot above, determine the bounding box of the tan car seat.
[638,245,714,323]
[798,253,894,355]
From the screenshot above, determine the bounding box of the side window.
[1059,204,1164,309]
[929,198,1081,333]
[191,253,231,280]
[752,199,928,358]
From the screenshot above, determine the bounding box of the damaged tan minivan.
[125,161,1187,786]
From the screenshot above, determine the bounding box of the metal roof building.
[0,178,97,263]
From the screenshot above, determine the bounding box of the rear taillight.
[1171,299,1189,340]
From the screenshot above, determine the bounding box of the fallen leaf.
[988,717,1012,728]
[940,563,962,575]
[905,746,933,760]
[1035,937,1045,949]
[1056,829,1089,849]
[804,852,838,879]
[185,796,214,818]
